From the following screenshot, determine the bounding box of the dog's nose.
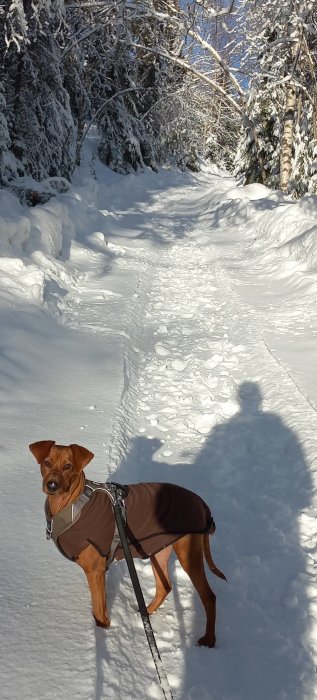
[46,480,59,493]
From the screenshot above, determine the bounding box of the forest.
[0,0,316,197]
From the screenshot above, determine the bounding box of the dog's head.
[29,440,94,496]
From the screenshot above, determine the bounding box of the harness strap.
[45,488,91,541]
[96,481,129,569]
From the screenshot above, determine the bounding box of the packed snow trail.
[1,164,317,700]
[104,179,317,700]
[55,171,317,699]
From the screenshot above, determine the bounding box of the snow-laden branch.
[186,28,245,99]
[62,0,125,60]
[187,0,236,20]
[130,42,243,115]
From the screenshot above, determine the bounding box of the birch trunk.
[279,85,297,192]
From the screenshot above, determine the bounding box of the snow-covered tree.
[83,0,188,172]
[90,12,156,173]
[0,0,245,183]
[61,1,91,168]
[1,0,75,183]
[62,0,174,173]
[127,0,245,170]
[3,0,315,196]
[236,0,317,196]
[0,82,18,183]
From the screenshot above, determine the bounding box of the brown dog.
[29,440,226,647]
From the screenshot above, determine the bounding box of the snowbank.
[217,183,317,278]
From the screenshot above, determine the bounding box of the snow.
[1,143,317,699]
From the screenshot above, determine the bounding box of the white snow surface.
[1,142,317,700]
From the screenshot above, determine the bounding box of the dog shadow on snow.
[95,381,314,700]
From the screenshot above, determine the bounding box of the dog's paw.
[196,634,216,648]
[94,615,110,629]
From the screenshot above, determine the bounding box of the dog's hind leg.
[173,533,216,648]
[147,545,173,615]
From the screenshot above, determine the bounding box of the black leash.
[111,485,174,700]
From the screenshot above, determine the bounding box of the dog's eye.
[63,463,72,470]
[43,460,51,468]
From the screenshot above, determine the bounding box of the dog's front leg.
[77,544,110,628]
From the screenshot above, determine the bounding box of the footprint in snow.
[205,354,223,369]
[190,413,218,434]
[154,344,170,356]
[170,359,187,371]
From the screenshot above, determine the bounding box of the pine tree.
[91,0,184,173]
[0,82,17,183]
[1,0,75,183]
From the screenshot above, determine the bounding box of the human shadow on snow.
[108,381,314,700]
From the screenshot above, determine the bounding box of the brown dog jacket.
[46,481,215,562]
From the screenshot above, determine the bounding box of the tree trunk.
[279,85,297,192]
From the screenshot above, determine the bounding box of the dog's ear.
[29,440,55,464]
[70,444,94,472]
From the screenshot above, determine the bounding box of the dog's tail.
[203,534,227,581]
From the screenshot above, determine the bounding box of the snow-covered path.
[1,164,317,699]
[106,178,317,700]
